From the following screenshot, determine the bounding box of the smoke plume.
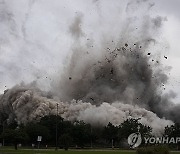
[0,83,173,135]
[0,0,179,135]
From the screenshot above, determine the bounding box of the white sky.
[0,0,180,102]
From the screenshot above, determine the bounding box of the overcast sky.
[0,0,180,102]
[155,0,180,102]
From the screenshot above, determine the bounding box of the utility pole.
[112,139,114,149]
[55,103,58,151]
[2,121,4,146]
[2,120,6,146]
[90,126,92,148]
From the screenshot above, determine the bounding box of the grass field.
[0,149,180,154]
[0,149,134,154]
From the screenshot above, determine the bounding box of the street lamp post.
[55,103,58,151]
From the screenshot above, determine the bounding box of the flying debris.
[90,97,95,101]
[122,47,126,50]
[117,48,120,51]
[110,68,114,75]
[105,57,111,63]
[164,56,168,59]
[147,53,151,55]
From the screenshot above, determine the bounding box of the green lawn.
[0,149,133,154]
[0,149,180,154]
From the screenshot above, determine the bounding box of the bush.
[137,146,169,154]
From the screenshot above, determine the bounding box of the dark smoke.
[54,0,178,123]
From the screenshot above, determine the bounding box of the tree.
[39,115,64,144]
[164,123,180,149]
[25,122,50,144]
[164,123,180,137]
[39,115,73,145]
[7,120,18,129]
[0,128,29,150]
[59,134,72,150]
[89,126,102,147]
[103,122,118,147]
[71,121,91,148]
[118,118,152,147]
[118,118,152,138]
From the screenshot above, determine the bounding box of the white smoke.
[0,84,173,136]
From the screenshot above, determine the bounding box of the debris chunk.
[90,98,94,101]
[110,68,114,74]
[164,56,168,59]
[122,47,126,50]
[117,48,120,51]
[105,57,111,63]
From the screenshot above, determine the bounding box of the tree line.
[0,115,180,150]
